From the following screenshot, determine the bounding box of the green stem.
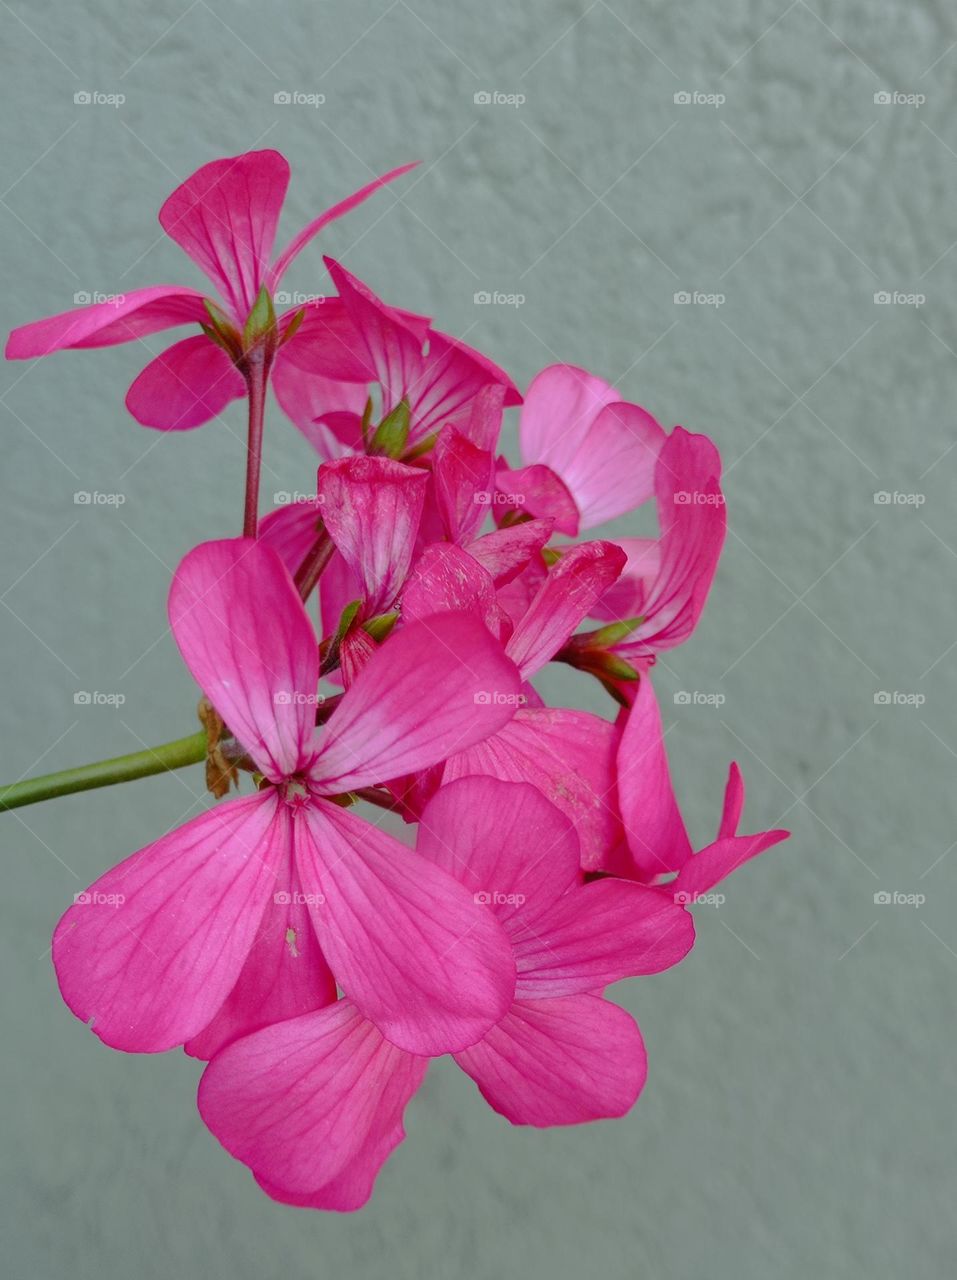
[0,731,208,812]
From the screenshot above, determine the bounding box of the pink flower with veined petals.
[197,777,694,1210]
[52,538,524,1058]
[494,363,667,536]
[5,150,416,430]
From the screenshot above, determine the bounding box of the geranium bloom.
[197,776,695,1209]
[52,538,525,1057]
[5,150,415,430]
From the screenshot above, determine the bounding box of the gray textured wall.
[2,1,955,1276]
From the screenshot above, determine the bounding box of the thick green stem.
[0,731,208,812]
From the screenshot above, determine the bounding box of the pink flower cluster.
[8,150,788,1211]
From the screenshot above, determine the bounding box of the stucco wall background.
[1,1,955,1276]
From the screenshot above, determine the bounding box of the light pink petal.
[431,426,494,543]
[125,335,245,429]
[494,461,579,537]
[168,538,319,781]
[311,612,521,793]
[255,1123,407,1212]
[269,162,420,287]
[258,496,325,575]
[465,519,553,586]
[318,456,428,616]
[416,777,581,929]
[506,541,626,680]
[5,286,207,357]
[565,401,666,529]
[443,707,625,872]
[401,544,503,635]
[295,802,516,1053]
[159,149,289,318]
[454,994,645,1126]
[618,428,726,657]
[614,676,692,880]
[198,998,426,1194]
[512,878,694,998]
[519,364,620,475]
[52,792,285,1052]
[185,840,337,1060]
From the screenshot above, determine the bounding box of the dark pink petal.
[258,497,325,575]
[339,626,378,686]
[5,286,207,357]
[295,802,516,1054]
[401,544,503,635]
[511,878,694,998]
[255,1124,406,1212]
[519,364,620,476]
[431,426,494,543]
[159,149,289,318]
[272,347,369,458]
[168,538,319,781]
[717,760,745,839]
[443,707,625,871]
[506,541,626,680]
[494,461,579,537]
[276,296,375,382]
[615,676,692,879]
[564,401,665,529]
[416,776,581,930]
[310,612,522,793]
[185,842,337,1060]
[616,428,726,658]
[53,792,285,1052]
[125,335,245,429]
[269,162,420,288]
[669,827,789,901]
[465,519,554,586]
[318,456,428,616]
[198,998,426,1194]
[591,537,659,622]
[454,994,646,1126]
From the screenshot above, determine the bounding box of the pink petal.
[159,149,289,319]
[717,760,745,840]
[185,841,337,1060]
[590,537,660,622]
[401,544,503,635]
[519,364,620,476]
[310,612,522,793]
[617,428,726,657]
[494,461,579,537]
[431,426,494,544]
[198,998,426,1194]
[511,878,694,998]
[454,994,646,1126]
[52,792,285,1052]
[294,802,516,1053]
[5,286,207,357]
[255,1123,406,1212]
[258,496,325,575]
[125,335,245,429]
[272,347,369,458]
[269,162,420,288]
[506,541,626,680]
[317,456,428,616]
[465,519,554,586]
[443,707,625,872]
[669,827,789,901]
[564,401,665,529]
[614,676,693,879]
[416,776,581,930]
[276,296,375,383]
[168,538,319,781]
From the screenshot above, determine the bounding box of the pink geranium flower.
[52,537,525,1057]
[197,776,695,1210]
[6,150,415,430]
